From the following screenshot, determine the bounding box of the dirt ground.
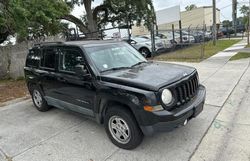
[0,80,29,103]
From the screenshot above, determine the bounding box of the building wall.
[204,8,220,29]
[132,6,221,35]
[131,25,150,36]
[181,7,205,29]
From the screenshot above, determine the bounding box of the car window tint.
[26,48,40,68]
[59,49,82,72]
[41,48,56,69]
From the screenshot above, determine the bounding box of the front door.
[53,47,96,117]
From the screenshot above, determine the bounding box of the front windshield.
[85,43,147,72]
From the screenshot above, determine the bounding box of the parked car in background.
[220,27,235,36]
[125,37,165,58]
[176,31,196,44]
[160,31,195,45]
[191,31,212,42]
[217,30,224,38]
[136,35,173,49]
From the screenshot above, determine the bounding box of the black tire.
[104,106,143,150]
[30,85,50,112]
[139,47,151,58]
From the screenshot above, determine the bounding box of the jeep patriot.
[24,40,206,149]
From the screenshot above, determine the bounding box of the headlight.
[161,89,173,105]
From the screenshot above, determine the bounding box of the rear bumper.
[140,85,206,136]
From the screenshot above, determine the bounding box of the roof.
[34,40,123,47]
[182,6,220,12]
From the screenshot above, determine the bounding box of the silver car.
[128,37,165,58]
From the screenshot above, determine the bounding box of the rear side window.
[41,48,56,69]
[26,48,41,68]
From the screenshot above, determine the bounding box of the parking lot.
[0,40,250,161]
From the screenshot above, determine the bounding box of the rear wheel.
[104,106,143,150]
[31,86,50,112]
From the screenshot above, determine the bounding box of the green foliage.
[104,0,155,29]
[64,0,155,33]
[222,20,232,27]
[239,5,250,27]
[0,0,70,43]
[155,40,241,62]
[240,5,249,16]
[185,4,197,11]
[230,52,250,61]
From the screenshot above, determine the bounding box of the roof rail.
[34,41,64,47]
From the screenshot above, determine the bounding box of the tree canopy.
[0,0,70,43]
[222,20,232,27]
[62,0,155,38]
[185,4,197,11]
[240,5,250,26]
[0,0,156,43]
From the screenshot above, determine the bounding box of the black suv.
[24,40,206,149]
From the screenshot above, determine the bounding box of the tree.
[240,5,250,27]
[222,20,232,27]
[62,0,155,38]
[185,4,197,11]
[0,0,70,44]
[240,5,249,16]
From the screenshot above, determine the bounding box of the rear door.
[39,47,59,98]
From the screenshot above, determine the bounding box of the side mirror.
[75,64,88,77]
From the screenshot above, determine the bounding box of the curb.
[0,95,31,107]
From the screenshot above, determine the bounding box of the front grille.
[174,73,199,107]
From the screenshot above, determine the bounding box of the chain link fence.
[147,25,245,62]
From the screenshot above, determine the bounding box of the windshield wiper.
[131,61,147,68]
[101,67,131,73]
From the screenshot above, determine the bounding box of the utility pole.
[232,0,237,37]
[213,0,217,45]
[248,0,250,45]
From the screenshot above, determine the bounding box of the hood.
[100,62,196,91]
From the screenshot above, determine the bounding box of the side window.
[26,48,40,68]
[41,48,56,69]
[59,48,82,72]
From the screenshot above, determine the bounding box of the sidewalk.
[190,60,250,161]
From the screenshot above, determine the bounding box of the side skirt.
[44,96,95,117]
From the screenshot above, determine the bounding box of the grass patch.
[245,44,250,48]
[230,52,250,61]
[154,40,241,62]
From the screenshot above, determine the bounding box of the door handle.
[58,77,67,82]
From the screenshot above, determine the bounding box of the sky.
[71,0,249,21]
[70,0,248,37]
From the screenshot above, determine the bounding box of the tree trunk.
[61,14,89,34]
[84,0,98,38]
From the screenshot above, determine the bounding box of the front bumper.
[140,85,206,136]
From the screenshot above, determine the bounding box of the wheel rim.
[33,90,43,108]
[141,49,148,57]
[108,116,131,144]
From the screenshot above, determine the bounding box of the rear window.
[26,48,41,68]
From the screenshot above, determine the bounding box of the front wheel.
[104,106,143,150]
[139,47,151,58]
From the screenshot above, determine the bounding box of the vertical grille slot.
[173,73,199,108]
